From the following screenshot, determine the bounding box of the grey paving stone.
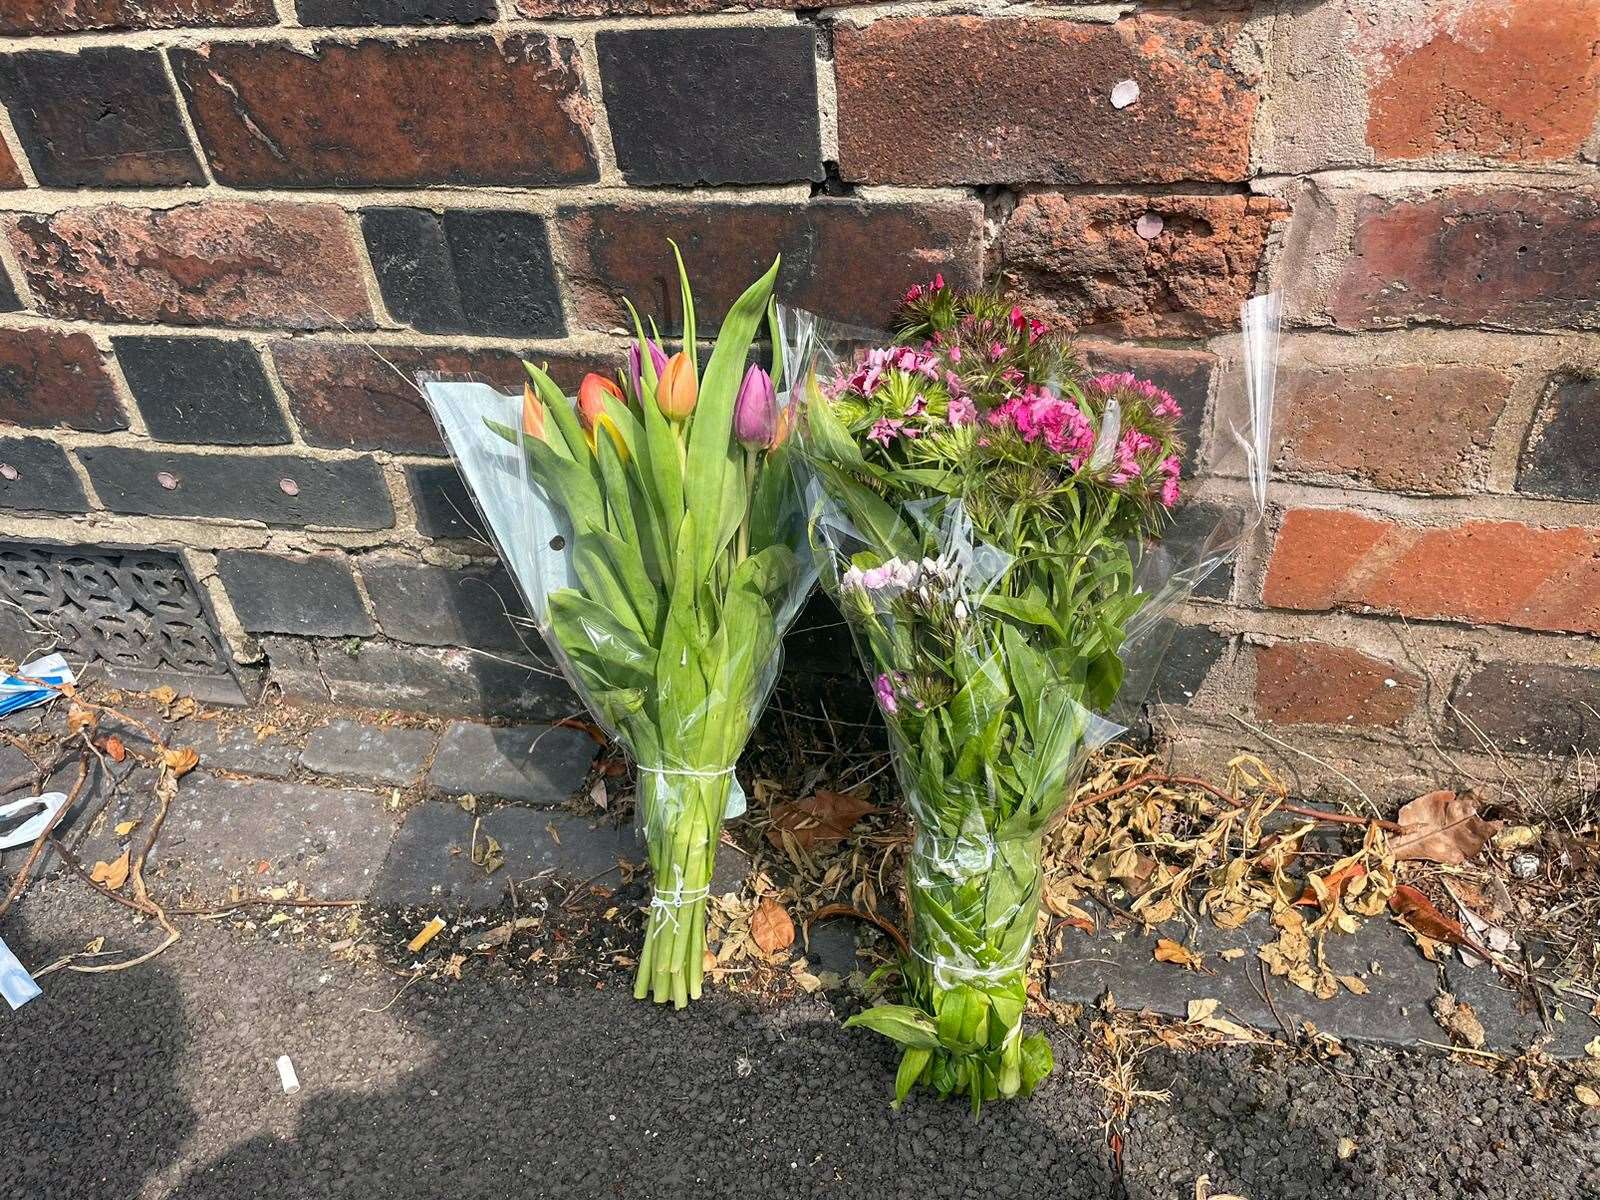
[426,721,595,805]
[300,718,437,786]
[183,720,301,780]
[1050,910,1443,1049]
[135,776,393,901]
[1443,952,1595,1057]
[372,799,639,910]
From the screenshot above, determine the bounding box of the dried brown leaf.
[1391,790,1498,864]
[1431,992,1486,1050]
[1154,938,1204,970]
[766,789,877,853]
[90,849,130,891]
[750,896,795,955]
[162,745,199,778]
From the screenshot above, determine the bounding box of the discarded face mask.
[0,791,68,851]
[0,933,42,1009]
[0,653,76,718]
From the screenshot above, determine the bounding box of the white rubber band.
[638,765,736,780]
[910,943,1027,981]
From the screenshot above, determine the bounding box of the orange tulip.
[577,372,623,433]
[657,352,698,421]
[521,382,547,441]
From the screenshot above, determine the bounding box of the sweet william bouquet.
[424,247,814,1007]
[788,279,1273,1109]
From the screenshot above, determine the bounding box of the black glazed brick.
[362,560,529,651]
[1446,660,1600,755]
[406,464,489,542]
[218,550,373,637]
[76,447,394,529]
[295,0,494,24]
[598,26,822,186]
[0,48,204,187]
[361,208,564,337]
[1517,374,1600,500]
[1149,624,1227,707]
[113,336,290,445]
[0,437,89,513]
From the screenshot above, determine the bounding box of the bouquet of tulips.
[787,280,1276,1109]
[423,247,813,1007]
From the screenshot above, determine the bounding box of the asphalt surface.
[5,884,1598,1200]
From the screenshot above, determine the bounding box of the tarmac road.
[3,885,1598,1200]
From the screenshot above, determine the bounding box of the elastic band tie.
[648,866,711,930]
[910,943,1027,983]
[638,765,736,780]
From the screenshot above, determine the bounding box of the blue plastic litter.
[0,653,75,718]
[0,932,42,1009]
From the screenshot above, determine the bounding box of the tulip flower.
[657,352,698,421]
[578,372,623,434]
[521,381,546,441]
[628,339,669,401]
[732,364,777,449]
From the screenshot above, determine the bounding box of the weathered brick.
[0,437,89,513]
[171,37,597,189]
[406,464,488,543]
[0,328,125,432]
[558,200,983,334]
[516,0,795,12]
[1161,501,1235,601]
[598,27,820,186]
[835,14,1257,186]
[1149,624,1227,707]
[1001,194,1286,338]
[1275,364,1512,494]
[0,142,21,190]
[1328,188,1600,332]
[1255,642,1419,728]
[362,560,530,652]
[361,209,565,338]
[218,550,373,637]
[1263,509,1600,635]
[0,49,203,188]
[1518,374,1600,501]
[0,0,272,34]
[271,342,601,454]
[300,718,436,785]
[1364,0,1600,163]
[1446,660,1600,755]
[114,336,288,445]
[296,0,494,24]
[77,447,394,529]
[306,639,576,721]
[1079,342,1212,477]
[7,203,372,331]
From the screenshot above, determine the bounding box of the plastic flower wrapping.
[420,249,814,1008]
[785,280,1278,1110]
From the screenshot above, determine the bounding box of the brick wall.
[0,0,1595,799]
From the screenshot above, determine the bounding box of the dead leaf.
[255,859,271,875]
[457,794,477,814]
[750,896,795,955]
[1185,998,1256,1041]
[103,736,127,763]
[1585,1036,1600,1059]
[149,685,177,707]
[167,696,197,721]
[114,819,139,837]
[1337,975,1369,996]
[789,959,822,993]
[1294,861,1367,909]
[1390,885,1475,953]
[67,703,97,736]
[1154,938,1205,970]
[1336,1137,1358,1160]
[1219,948,1246,961]
[1391,790,1499,864]
[766,789,877,853]
[1431,992,1485,1050]
[90,850,130,891]
[588,778,608,811]
[442,953,465,980]
[84,936,104,954]
[1575,1085,1600,1108]
[162,746,199,777]
[407,916,445,953]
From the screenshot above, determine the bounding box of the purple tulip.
[628,340,670,401]
[733,364,777,449]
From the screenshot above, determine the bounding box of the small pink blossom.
[873,673,898,715]
[868,417,905,444]
[906,393,928,417]
[948,395,977,426]
[947,344,961,363]
[989,342,1007,362]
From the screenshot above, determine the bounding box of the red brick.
[1329,188,1600,331]
[0,328,126,432]
[556,200,984,334]
[6,203,372,331]
[1001,194,1287,338]
[835,14,1258,186]
[1255,642,1420,728]
[0,0,271,34]
[1364,0,1600,163]
[271,343,609,453]
[172,37,597,189]
[1275,364,1512,493]
[1264,509,1600,635]
[0,142,24,190]
[515,0,796,12]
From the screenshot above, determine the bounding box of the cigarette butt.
[276,1055,301,1095]
[407,916,446,953]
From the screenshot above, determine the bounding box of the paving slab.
[1051,911,1444,1049]
[372,800,640,910]
[425,721,595,805]
[119,776,395,902]
[300,719,437,787]
[1443,952,1596,1057]
[183,720,302,780]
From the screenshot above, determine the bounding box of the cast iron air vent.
[0,541,252,703]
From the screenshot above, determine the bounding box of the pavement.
[3,698,1600,1198]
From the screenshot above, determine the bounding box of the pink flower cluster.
[844,345,940,397]
[1108,430,1182,507]
[1086,372,1182,421]
[902,273,946,304]
[986,388,1096,466]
